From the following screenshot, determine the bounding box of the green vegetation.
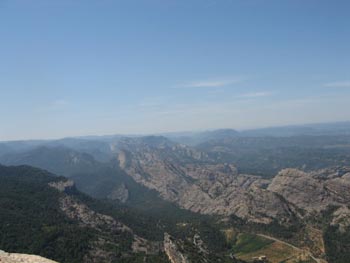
[324,225,350,263]
[0,164,236,262]
[198,135,350,177]
[2,133,350,263]
[0,165,92,262]
[80,193,235,261]
[227,215,303,243]
[232,233,273,254]
[0,165,172,262]
[117,253,170,263]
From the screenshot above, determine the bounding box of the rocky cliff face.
[0,250,57,263]
[49,180,162,262]
[115,138,350,227]
[268,168,350,212]
[116,139,297,224]
[163,233,212,263]
[331,206,350,233]
[267,167,350,236]
[163,233,189,263]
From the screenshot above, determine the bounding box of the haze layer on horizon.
[1,0,350,141]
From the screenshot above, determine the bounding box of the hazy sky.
[1,0,350,140]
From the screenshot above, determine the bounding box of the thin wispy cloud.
[48,99,69,111]
[238,91,271,98]
[324,81,350,88]
[179,77,244,88]
[52,99,68,106]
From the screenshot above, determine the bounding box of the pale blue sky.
[1,0,350,140]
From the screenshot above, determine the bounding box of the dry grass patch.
[235,241,316,263]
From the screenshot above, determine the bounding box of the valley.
[2,0,349,261]
[1,125,350,263]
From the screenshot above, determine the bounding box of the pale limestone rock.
[164,233,189,263]
[0,250,57,263]
[268,168,350,213]
[48,180,75,192]
[107,183,129,203]
[331,206,350,232]
[117,142,296,224]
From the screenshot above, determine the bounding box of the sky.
[1,0,350,140]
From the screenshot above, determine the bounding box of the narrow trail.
[256,234,326,263]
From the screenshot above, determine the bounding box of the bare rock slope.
[116,137,350,226]
[116,138,297,224]
[268,168,350,211]
[0,250,57,263]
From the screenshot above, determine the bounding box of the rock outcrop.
[116,140,297,224]
[115,138,350,226]
[164,233,189,263]
[49,180,75,193]
[331,206,350,233]
[0,250,57,263]
[49,180,163,261]
[107,183,129,203]
[268,168,350,213]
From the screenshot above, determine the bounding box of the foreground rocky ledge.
[0,250,58,263]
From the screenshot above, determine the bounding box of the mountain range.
[1,122,350,263]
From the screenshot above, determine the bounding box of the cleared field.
[232,233,317,263]
[232,233,273,254]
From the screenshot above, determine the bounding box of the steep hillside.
[115,138,297,224]
[0,165,169,263]
[0,146,159,207]
[0,146,102,177]
[0,164,242,263]
[112,138,350,262]
[268,167,350,212]
[1,135,350,263]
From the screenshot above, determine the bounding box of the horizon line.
[1,120,350,143]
